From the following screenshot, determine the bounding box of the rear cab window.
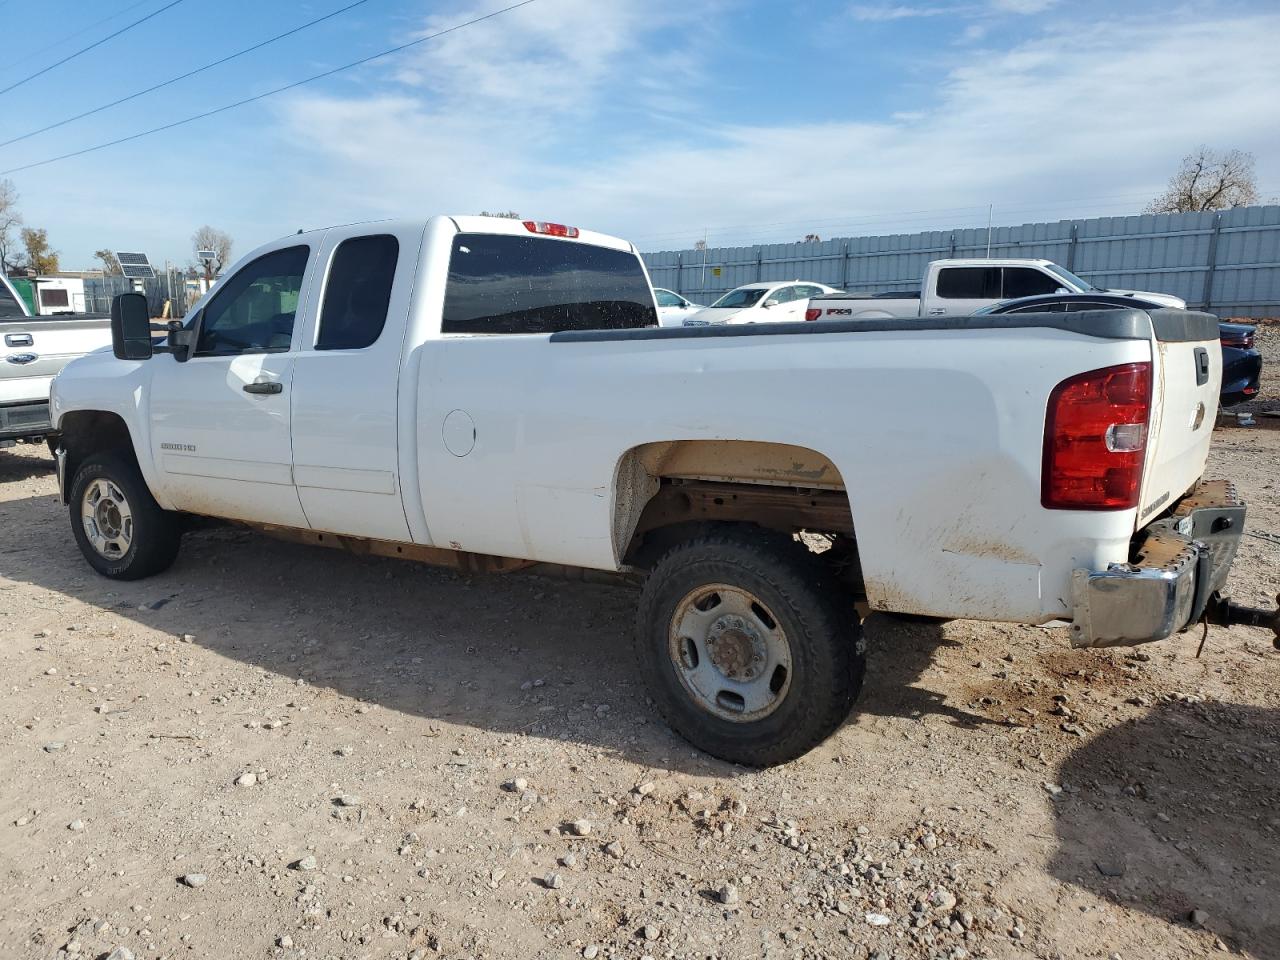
[0,281,27,319]
[442,234,657,334]
[936,267,1000,299]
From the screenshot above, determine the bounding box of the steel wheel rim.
[81,478,133,560]
[667,583,793,722]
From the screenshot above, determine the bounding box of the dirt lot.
[3,337,1279,960]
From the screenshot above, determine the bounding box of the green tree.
[20,227,58,274]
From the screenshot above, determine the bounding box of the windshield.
[710,287,766,308]
[1044,263,1100,292]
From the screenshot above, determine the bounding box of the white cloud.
[849,4,955,21]
[273,9,1280,251]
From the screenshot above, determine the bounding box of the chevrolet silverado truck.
[2,272,112,447]
[805,258,1184,321]
[47,216,1279,765]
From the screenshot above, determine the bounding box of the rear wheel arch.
[612,440,860,573]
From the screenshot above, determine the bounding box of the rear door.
[289,224,422,541]
[147,244,314,526]
[932,265,1000,315]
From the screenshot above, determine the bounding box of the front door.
[148,244,314,527]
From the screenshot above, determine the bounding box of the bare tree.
[191,225,233,281]
[94,249,122,276]
[21,227,59,274]
[1146,146,1260,214]
[693,239,707,252]
[479,210,521,219]
[802,233,822,243]
[0,179,21,275]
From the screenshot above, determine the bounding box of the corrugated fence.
[642,204,1280,318]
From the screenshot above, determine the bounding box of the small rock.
[68,819,85,832]
[1042,782,1063,796]
[640,924,660,941]
[1095,859,1126,878]
[278,934,294,948]
[335,746,353,757]
[560,852,578,868]
[634,781,655,796]
[1189,908,1209,927]
[543,872,563,890]
[504,777,528,793]
[335,795,361,807]
[569,819,592,837]
[43,741,65,753]
[929,887,957,912]
[179,873,207,888]
[604,841,624,859]
[291,855,318,872]
[235,773,257,788]
[583,947,599,960]
[179,633,196,643]
[866,913,891,926]
[1061,722,1087,738]
[717,883,739,906]
[104,948,135,960]
[45,667,58,676]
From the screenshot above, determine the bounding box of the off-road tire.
[635,526,865,766]
[70,453,181,580]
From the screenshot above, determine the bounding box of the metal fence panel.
[83,270,192,319]
[642,204,1280,317]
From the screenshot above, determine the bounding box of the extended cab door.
[147,244,314,527]
[929,265,1001,316]
[288,224,421,541]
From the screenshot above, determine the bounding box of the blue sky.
[2,0,1278,269]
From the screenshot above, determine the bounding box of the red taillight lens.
[1220,331,1254,349]
[523,220,580,238]
[804,308,821,321]
[1042,361,1152,510]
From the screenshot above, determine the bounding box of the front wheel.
[635,526,865,766]
[69,453,182,579]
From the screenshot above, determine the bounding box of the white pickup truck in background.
[805,258,1185,321]
[46,216,1276,765]
[1,273,113,446]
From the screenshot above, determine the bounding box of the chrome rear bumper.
[1070,480,1245,647]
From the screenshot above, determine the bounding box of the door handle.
[4,333,33,347]
[243,380,283,395]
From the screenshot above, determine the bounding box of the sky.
[1,0,1279,270]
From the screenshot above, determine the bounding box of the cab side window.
[1002,267,1061,299]
[195,245,310,357]
[316,235,399,351]
[655,290,683,308]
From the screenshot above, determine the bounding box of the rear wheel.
[69,453,181,579]
[635,526,864,766]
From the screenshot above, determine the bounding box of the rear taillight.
[804,308,821,321]
[1220,331,1254,349]
[1042,361,1152,510]
[523,220,580,238]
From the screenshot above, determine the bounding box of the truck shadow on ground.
[2,470,984,774]
[0,448,55,482]
[1048,698,1280,956]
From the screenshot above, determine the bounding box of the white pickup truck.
[2,273,113,446]
[47,216,1277,765]
[805,258,1185,321]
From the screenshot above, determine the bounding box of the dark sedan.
[974,293,1262,408]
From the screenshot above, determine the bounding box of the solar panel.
[114,251,156,280]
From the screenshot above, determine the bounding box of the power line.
[0,0,374,150]
[0,0,154,80]
[0,0,188,98]
[1,0,537,177]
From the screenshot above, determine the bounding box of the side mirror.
[110,293,153,361]
[762,300,776,309]
[166,319,197,362]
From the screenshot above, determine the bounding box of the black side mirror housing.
[110,293,153,361]
[167,324,196,362]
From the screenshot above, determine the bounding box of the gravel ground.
[2,340,1279,960]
